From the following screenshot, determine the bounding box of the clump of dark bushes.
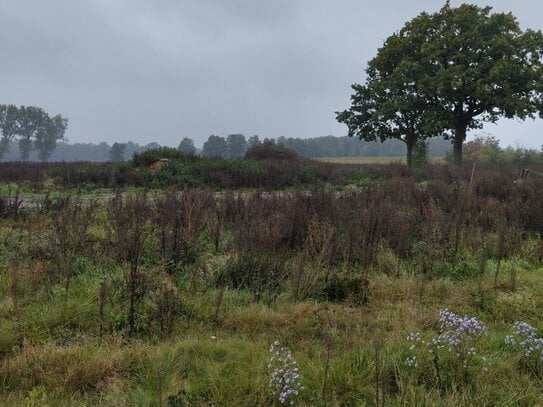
[244,143,300,161]
[132,147,197,166]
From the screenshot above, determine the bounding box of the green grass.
[1,256,543,405]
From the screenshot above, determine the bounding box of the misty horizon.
[2,1,543,149]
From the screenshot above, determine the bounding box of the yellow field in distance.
[315,156,444,164]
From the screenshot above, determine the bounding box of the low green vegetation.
[0,141,541,195]
[0,145,381,192]
[0,160,542,405]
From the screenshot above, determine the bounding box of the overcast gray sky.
[1,0,542,148]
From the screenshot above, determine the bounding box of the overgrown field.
[1,162,543,406]
[0,147,371,191]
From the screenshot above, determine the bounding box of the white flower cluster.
[268,340,304,405]
[505,321,543,361]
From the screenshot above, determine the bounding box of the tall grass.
[0,163,543,405]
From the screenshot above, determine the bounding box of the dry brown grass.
[0,338,141,393]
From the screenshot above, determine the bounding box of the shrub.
[152,160,202,188]
[244,143,299,161]
[221,252,288,303]
[132,147,197,167]
[321,272,369,304]
[107,192,151,336]
[153,187,212,271]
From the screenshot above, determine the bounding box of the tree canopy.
[337,2,543,165]
[177,137,197,155]
[201,135,227,157]
[109,142,127,162]
[0,104,68,161]
[225,133,248,158]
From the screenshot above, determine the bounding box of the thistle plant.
[405,309,487,388]
[268,340,304,405]
[505,321,543,362]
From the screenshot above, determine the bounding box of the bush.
[153,161,202,188]
[321,272,368,304]
[132,147,197,167]
[220,252,288,303]
[244,143,299,161]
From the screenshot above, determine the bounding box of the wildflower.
[405,309,487,372]
[433,309,486,358]
[405,356,418,368]
[268,340,304,405]
[505,321,543,362]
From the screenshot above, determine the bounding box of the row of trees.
[199,134,254,158]
[267,135,450,158]
[0,134,451,162]
[0,105,68,161]
[179,134,262,158]
[337,2,543,166]
[0,140,162,162]
[181,134,452,159]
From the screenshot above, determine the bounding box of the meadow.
[1,155,543,406]
[315,156,406,164]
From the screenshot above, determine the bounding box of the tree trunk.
[406,141,414,168]
[405,133,416,168]
[0,138,9,160]
[453,124,467,165]
[19,137,32,162]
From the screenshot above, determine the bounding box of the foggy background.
[1,0,541,148]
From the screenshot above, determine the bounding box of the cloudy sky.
[1,0,542,148]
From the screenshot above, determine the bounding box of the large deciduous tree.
[0,105,19,160]
[34,114,68,161]
[247,135,261,148]
[225,133,248,158]
[337,10,446,167]
[109,142,127,162]
[201,135,227,157]
[338,2,543,165]
[17,106,46,161]
[0,104,67,161]
[177,137,196,155]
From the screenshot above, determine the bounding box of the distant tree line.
[275,135,451,158]
[0,140,161,162]
[197,133,451,158]
[0,104,68,161]
[0,133,453,162]
[4,130,541,164]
